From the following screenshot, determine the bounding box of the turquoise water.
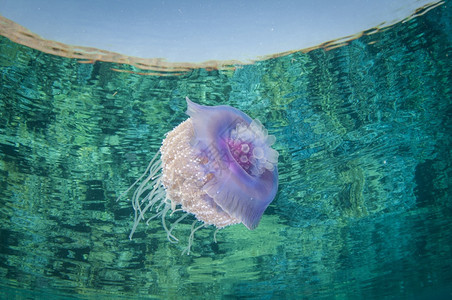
[1,3,451,299]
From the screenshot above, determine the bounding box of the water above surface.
[0,2,451,299]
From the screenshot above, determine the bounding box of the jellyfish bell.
[118,97,279,254]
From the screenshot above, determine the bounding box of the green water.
[1,3,451,299]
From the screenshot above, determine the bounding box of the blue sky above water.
[0,0,440,62]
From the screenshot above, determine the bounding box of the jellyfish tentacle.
[161,204,179,243]
[182,221,206,255]
[116,150,161,203]
[213,228,220,243]
[167,212,190,240]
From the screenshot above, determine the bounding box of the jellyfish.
[118,97,279,254]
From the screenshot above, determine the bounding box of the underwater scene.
[0,2,451,300]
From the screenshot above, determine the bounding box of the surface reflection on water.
[0,3,451,299]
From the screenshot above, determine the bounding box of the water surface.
[0,2,451,299]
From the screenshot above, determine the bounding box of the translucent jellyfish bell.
[117,97,279,254]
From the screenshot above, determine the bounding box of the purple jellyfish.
[118,97,279,254]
